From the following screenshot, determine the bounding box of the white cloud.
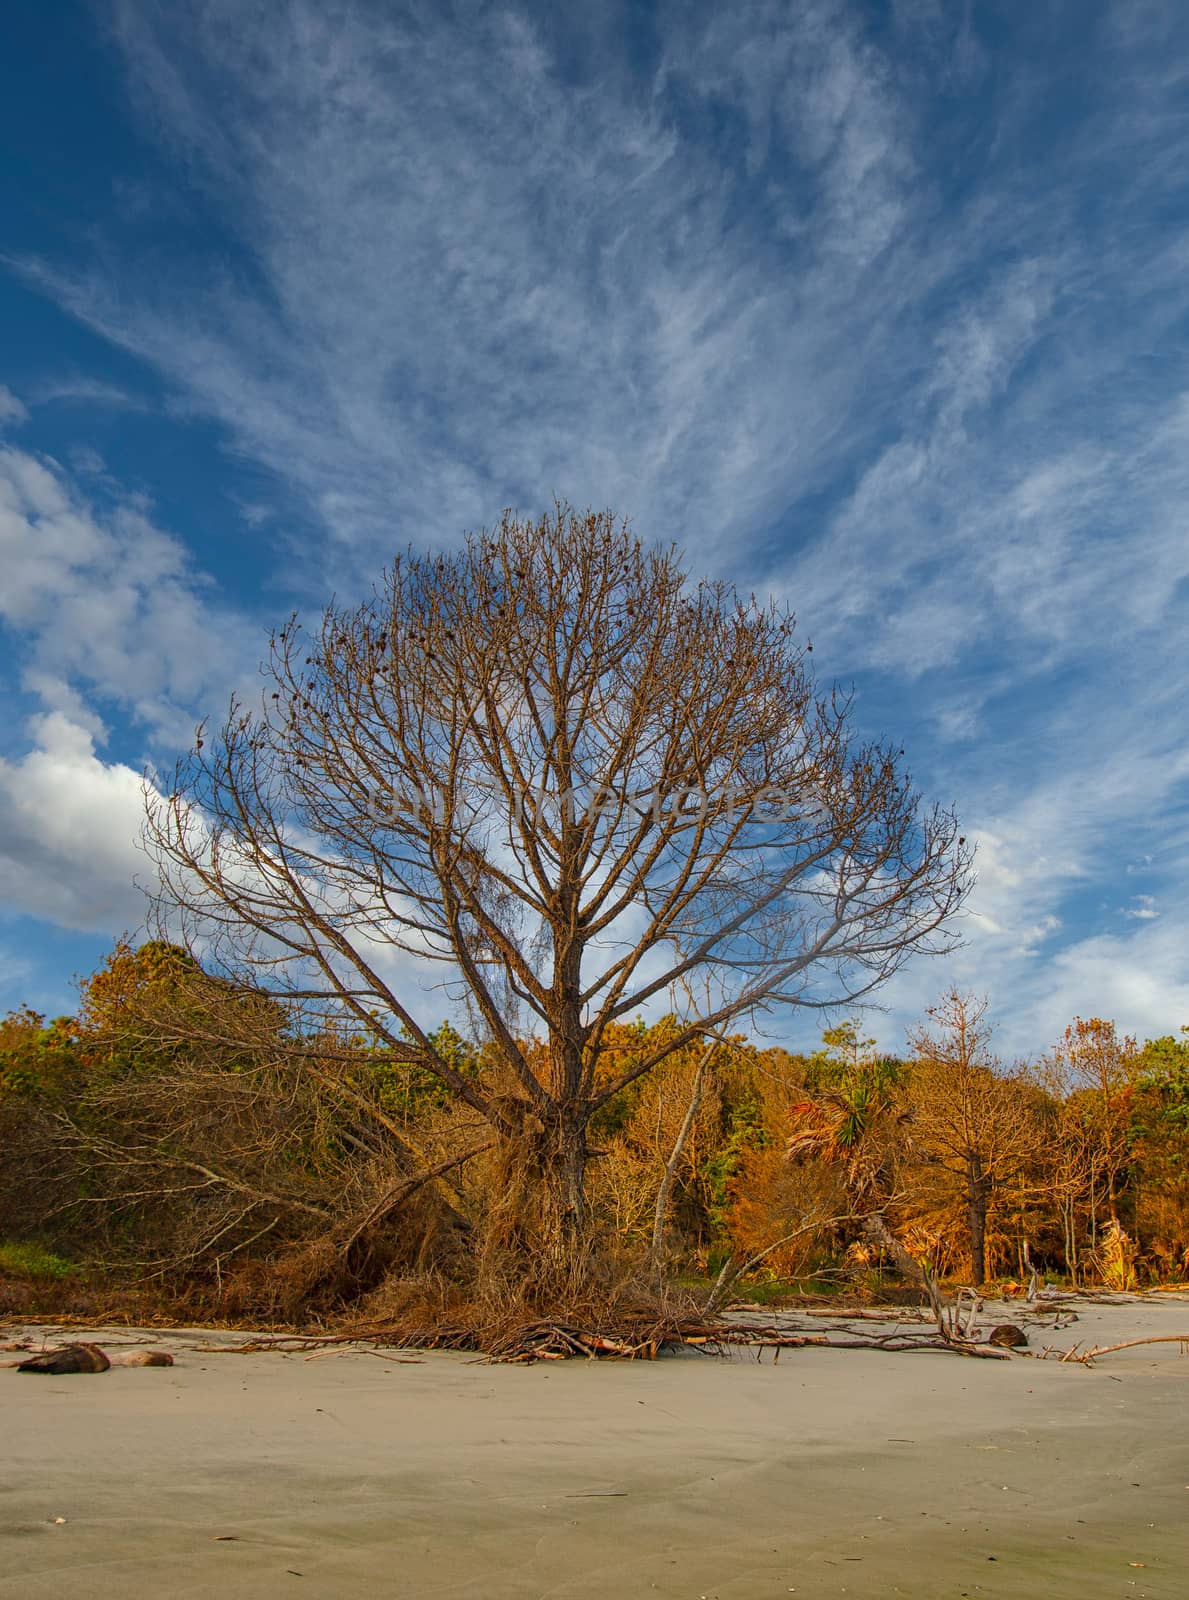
[0,385,28,427]
[0,945,34,1001]
[1035,920,1189,1046]
[0,445,261,941]
[857,714,1189,1059]
[0,441,253,744]
[1123,895,1159,921]
[0,712,151,934]
[68,445,107,475]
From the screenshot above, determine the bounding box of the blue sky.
[1,0,1187,1058]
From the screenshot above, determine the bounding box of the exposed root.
[170,1311,1016,1363]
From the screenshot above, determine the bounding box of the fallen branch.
[652,1037,717,1269]
[858,1215,1009,1356]
[1043,1333,1189,1365]
[337,1143,492,1257]
[5,1304,1027,1367]
[704,1211,859,1316]
[792,1306,932,1322]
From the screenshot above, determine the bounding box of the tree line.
[2,943,1185,1322]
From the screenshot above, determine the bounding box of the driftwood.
[182,1312,1018,1364]
[10,1314,1184,1370]
[858,1215,1012,1358]
[992,1324,1030,1350]
[2,1318,1021,1366]
[986,1324,1029,1348]
[421,1318,1016,1363]
[1022,1240,1041,1302]
[7,1280,1058,1371]
[5,1340,174,1371]
[16,1342,111,1374]
[190,1333,373,1354]
[1037,1333,1189,1365]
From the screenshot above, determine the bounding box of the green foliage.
[80,940,199,1028]
[0,1007,77,1097]
[373,1020,481,1116]
[1131,1030,1189,1186]
[0,1241,78,1280]
[79,940,292,1082]
[7,933,1189,1302]
[800,1020,904,1094]
[701,1087,770,1228]
[831,1057,904,1152]
[821,1021,875,1062]
[1134,1029,1189,1095]
[588,1018,657,1139]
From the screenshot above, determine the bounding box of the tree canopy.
[146,506,971,1249]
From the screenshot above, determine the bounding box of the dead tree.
[146,504,972,1265]
[907,992,1040,1287]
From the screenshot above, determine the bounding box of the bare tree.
[907,991,1040,1286]
[146,505,972,1259]
[1049,1018,1138,1259]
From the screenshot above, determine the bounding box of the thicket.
[3,942,1185,1331]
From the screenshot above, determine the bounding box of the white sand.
[3,1296,1189,1599]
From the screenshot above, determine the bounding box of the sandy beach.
[3,1296,1188,1600]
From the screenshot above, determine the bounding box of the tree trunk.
[561,1126,586,1234]
[967,1151,988,1287]
[480,1100,591,1289]
[651,1044,713,1267]
[549,1104,589,1245]
[1062,1191,1079,1285]
[547,974,590,1248]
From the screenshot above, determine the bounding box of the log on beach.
[17,1342,112,1374]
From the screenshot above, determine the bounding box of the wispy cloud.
[0,442,252,745]
[28,375,150,411]
[3,0,1188,1048]
[8,0,952,575]
[0,442,258,940]
[0,385,28,427]
[1123,895,1159,921]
